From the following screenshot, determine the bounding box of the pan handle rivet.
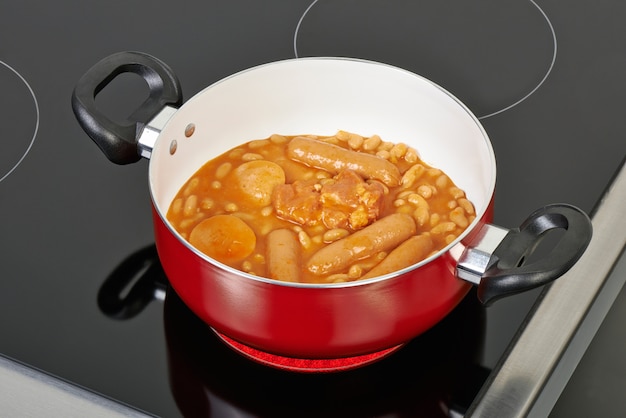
[169,139,178,155]
[184,123,195,138]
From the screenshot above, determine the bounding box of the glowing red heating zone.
[215,332,404,373]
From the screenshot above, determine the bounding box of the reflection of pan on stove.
[98,244,489,417]
[166,287,488,417]
[97,244,168,320]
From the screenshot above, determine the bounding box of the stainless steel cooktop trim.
[0,354,154,417]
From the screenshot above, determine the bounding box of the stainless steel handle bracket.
[137,105,178,160]
[452,224,510,285]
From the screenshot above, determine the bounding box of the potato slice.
[233,160,286,206]
[189,215,256,263]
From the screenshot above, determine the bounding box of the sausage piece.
[233,160,286,206]
[189,215,256,263]
[360,233,434,280]
[266,229,300,282]
[287,136,401,187]
[306,213,416,275]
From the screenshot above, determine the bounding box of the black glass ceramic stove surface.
[0,1,624,416]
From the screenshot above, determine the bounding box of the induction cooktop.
[1,1,625,417]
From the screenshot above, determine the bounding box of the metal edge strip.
[467,157,626,418]
[0,354,155,417]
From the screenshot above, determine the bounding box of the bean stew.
[166,131,476,284]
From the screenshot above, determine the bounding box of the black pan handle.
[478,204,592,305]
[71,51,183,164]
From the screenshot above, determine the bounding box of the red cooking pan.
[72,52,592,359]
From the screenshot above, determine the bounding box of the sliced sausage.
[306,213,416,275]
[360,233,434,279]
[287,136,401,187]
[266,229,300,282]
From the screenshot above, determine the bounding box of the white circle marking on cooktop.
[478,0,556,120]
[0,60,39,183]
[293,0,557,121]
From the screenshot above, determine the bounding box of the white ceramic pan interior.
[149,58,496,238]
